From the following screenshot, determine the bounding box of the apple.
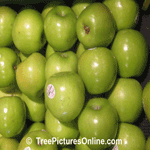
[16,52,46,100]
[44,5,77,52]
[17,130,58,150]
[76,2,116,49]
[111,29,148,78]
[41,1,65,19]
[45,109,79,139]
[75,135,91,150]
[0,96,26,138]
[71,0,93,18]
[12,9,46,55]
[142,81,150,122]
[45,43,55,60]
[107,78,143,123]
[146,136,150,150]
[0,137,19,150]
[45,72,85,122]
[19,52,30,62]
[78,47,117,94]
[0,6,17,47]
[21,93,46,122]
[45,51,78,80]
[103,0,139,30]
[76,42,86,59]
[112,123,146,150]
[78,98,118,150]
[0,47,20,93]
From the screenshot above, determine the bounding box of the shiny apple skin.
[111,29,148,78]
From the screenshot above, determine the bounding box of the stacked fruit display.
[0,0,149,150]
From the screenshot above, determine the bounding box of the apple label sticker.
[47,84,55,99]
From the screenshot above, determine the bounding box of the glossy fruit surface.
[12,9,46,55]
[45,72,85,122]
[111,29,148,78]
[0,6,17,47]
[0,96,26,138]
[76,2,116,49]
[78,98,118,150]
[103,0,139,30]
[78,47,117,94]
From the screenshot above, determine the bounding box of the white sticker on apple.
[47,84,55,99]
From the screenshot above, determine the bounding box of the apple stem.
[13,65,17,70]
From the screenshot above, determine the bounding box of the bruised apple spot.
[83,23,90,34]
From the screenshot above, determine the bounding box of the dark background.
[0,0,149,140]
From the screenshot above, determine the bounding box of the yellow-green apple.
[76,42,85,59]
[142,81,150,122]
[0,96,26,138]
[17,130,58,150]
[0,137,19,150]
[71,0,93,18]
[78,98,118,150]
[103,0,139,30]
[45,72,85,122]
[112,123,146,150]
[111,29,148,78]
[44,6,77,51]
[78,47,117,94]
[12,9,46,55]
[107,78,143,123]
[0,6,17,47]
[45,43,55,60]
[16,52,46,100]
[21,93,46,122]
[0,47,19,93]
[45,51,78,80]
[76,2,116,49]
[45,109,79,139]
[146,136,150,150]
[41,1,65,19]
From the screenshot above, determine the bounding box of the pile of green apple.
[0,0,149,150]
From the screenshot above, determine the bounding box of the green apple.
[17,130,58,150]
[45,43,55,60]
[45,109,79,139]
[0,6,17,47]
[21,93,46,122]
[41,1,65,19]
[111,29,148,78]
[0,137,19,150]
[78,47,117,94]
[45,51,78,80]
[0,47,19,93]
[107,78,143,123]
[45,72,85,122]
[112,123,146,150]
[75,135,91,150]
[12,9,46,55]
[76,2,116,49]
[71,0,93,18]
[0,96,26,138]
[16,52,46,100]
[142,81,150,122]
[44,5,77,51]
[146,136,150,150]
[103,0,139,30]
[0,88,21,98]
[78,98,118,150]
[19,52,30,62]
[76,42,86,59]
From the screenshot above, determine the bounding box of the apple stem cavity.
[92,105,101,110]
[61,53,67,57]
